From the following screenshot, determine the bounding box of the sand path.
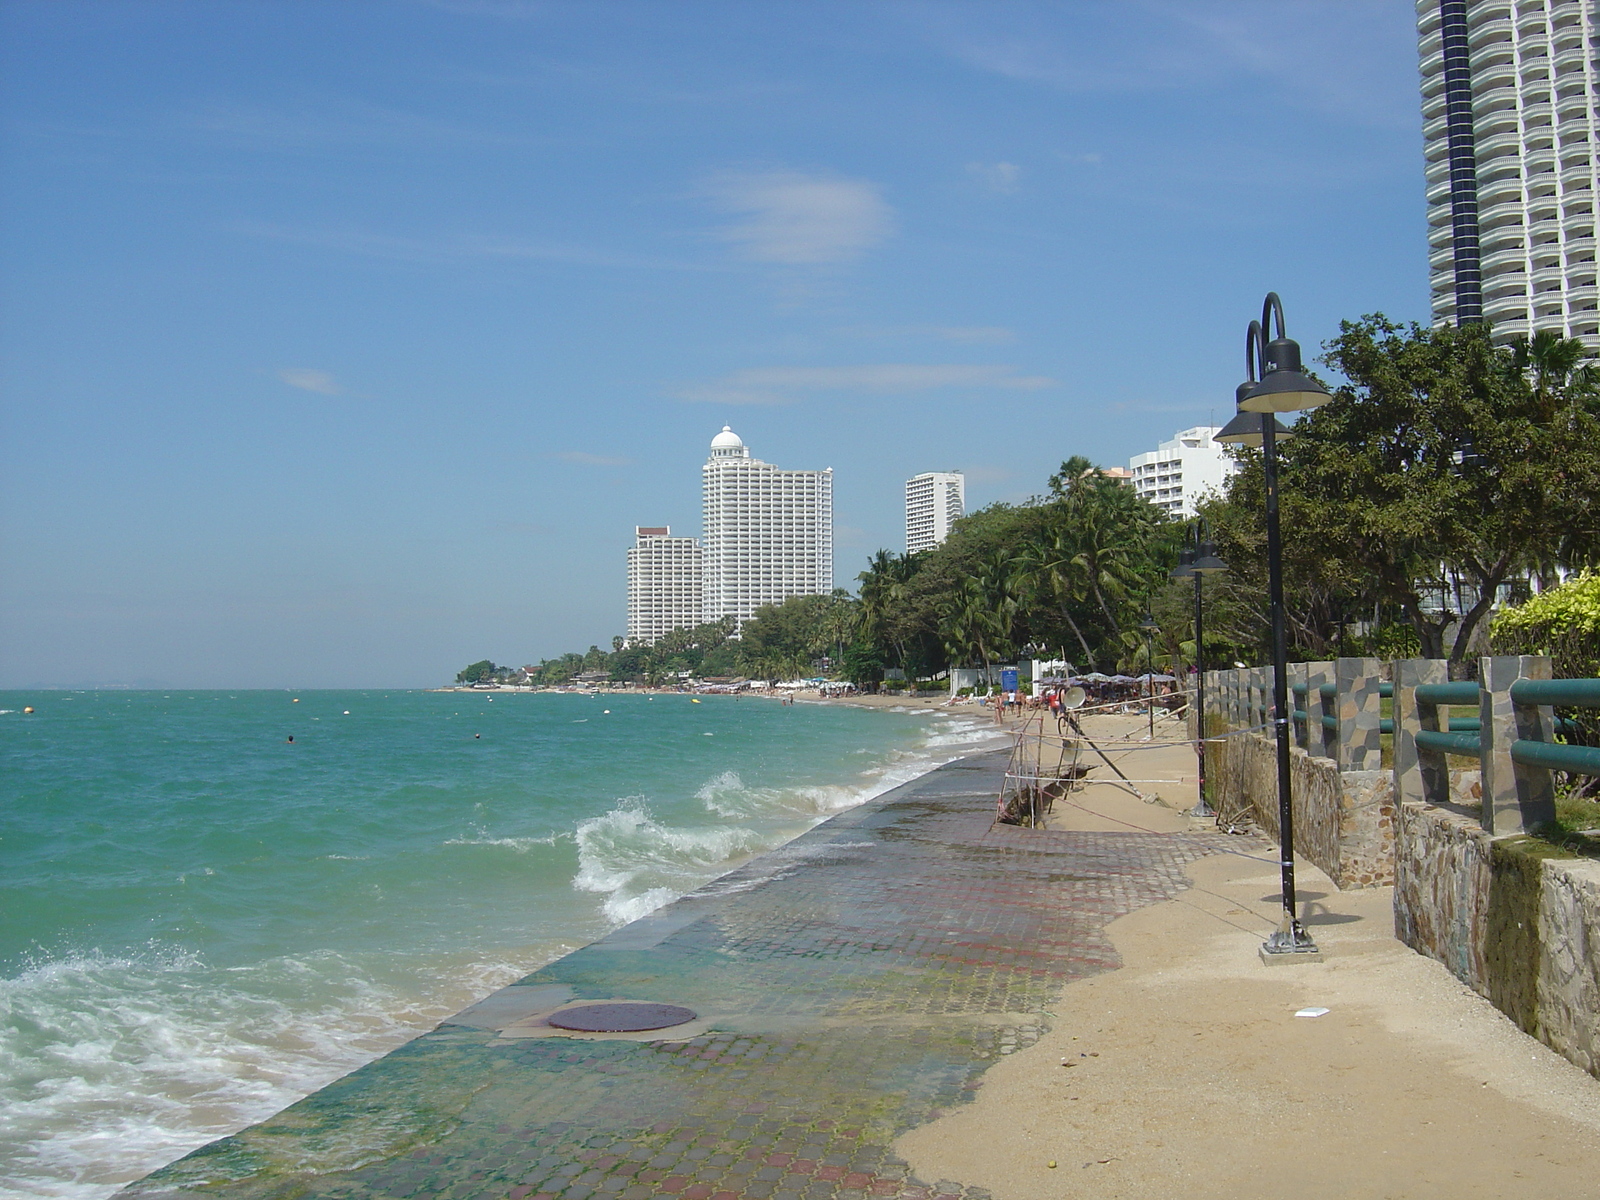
[898,708,1600,1199]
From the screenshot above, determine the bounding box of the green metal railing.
[1231,664,1600,779]
[1510,739,1600,775]
[1398,674,1600,774]
[1509,678,1600,707]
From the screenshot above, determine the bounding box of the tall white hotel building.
[701,427,833,628]
[625,527,702,646]
[1417,0,1600,344]
[905,472,964,555]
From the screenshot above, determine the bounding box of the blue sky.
[0,0,1426,688]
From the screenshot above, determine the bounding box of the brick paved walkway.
[121,750,1223,1200]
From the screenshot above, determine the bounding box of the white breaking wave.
[572,802,770,924]
[0,944,562,1200]
[571,711,1005,927]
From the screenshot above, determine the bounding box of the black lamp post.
[1137,612,1160,740]
[1215,292,1331,963]
[1169,525,1226,816]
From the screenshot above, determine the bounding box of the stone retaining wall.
[1206,727,1394,889]
[1394,800,1600,1079]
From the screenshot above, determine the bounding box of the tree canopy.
[1206,316,1600,668]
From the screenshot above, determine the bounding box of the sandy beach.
[897,706,1600,1198]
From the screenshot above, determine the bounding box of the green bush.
[1491,571,1600,678]
[1492,572,1600,793]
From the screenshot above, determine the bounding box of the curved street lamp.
[1137,611,1160,740]
[1170,522,1226,816]
[1219,293,1331,964]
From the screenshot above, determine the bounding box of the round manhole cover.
[547,1002,698,1032]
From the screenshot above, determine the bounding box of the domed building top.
[709,425,750,459]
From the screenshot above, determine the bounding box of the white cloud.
[557,451,633,467]
[731,364,1051,391]
[704,169,895,264]
[922,0,1415,128]
[278,368,341,396]
[673,386,791,407]
[934,326,1017,344]
[844,324,1018,344]
[966,161,1022,194]
[676,362,1054,405]
[229,222,707,272]
[184,98,519,149]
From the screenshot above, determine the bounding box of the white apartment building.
[1418,0,1600,345]
[701,427,833,628]
[1128,427,1236,519]
[625,526,703,646]
[905,471,965,555]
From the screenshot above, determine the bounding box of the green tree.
[456,659,496,684]
[735,593,858,679]
[1220,316,1600,669]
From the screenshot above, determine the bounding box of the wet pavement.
[121,749,1223,1200]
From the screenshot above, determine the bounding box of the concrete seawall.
[119,749,1223,1200]
[1394,799,1600,1079]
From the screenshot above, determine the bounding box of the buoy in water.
[343,710,350,715]
[23,706,34,714]
[603,709,610,714]
[690,699,701,704]
[292,698,300,703]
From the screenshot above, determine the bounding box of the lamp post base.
[1187,798,1215,818]
[1259,920,1321,966]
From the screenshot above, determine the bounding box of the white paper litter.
[1294,1007,1331,1018]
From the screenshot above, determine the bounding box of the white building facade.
[1417,0,1599,345]
[701,427,833,628]
[625,526,703,646]
[1128,427,1236,519]
[905,471,965,555]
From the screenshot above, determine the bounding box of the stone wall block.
[1479,655,1556,836]
[1394,801,1600,1081]
[1537,858,1600,1078]
[1336,657,1383,772]
[1394,658,1450,808]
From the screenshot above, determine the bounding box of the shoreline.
[117,745,1069,1200]
[12,694,1000,1200]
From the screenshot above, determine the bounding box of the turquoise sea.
[0,690,1002,1200]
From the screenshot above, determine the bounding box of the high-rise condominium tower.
[1417,0,1599,344]
[625,527,703,646]
[1129,426,1237,519]
[701,427,833,628]
[905,472,964,555]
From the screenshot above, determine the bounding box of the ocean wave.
[443,832,570,853]
[572,801,770,924]
[572,714,1004,927]
[0,944,557,1200]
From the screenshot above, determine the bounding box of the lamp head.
[1137,612,1160,633]
[1192,541,1228,575]
[1169,546,1195,580]
[1241,334,1332,413]
[1215,407,1295,448]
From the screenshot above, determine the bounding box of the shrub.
[1491,572,1600,677]
[1492,572,1600,793]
